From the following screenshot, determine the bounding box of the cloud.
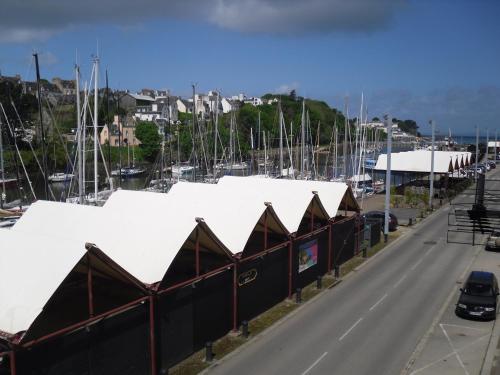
[274,82,300,94]
[0,0,408,43]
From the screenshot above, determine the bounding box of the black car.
[455,271,499,320]
[363,211,398,232]
[487,161,497,169]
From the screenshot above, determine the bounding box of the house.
[176,98,193,114]
[134,96,179,123]
[119,93,155,112]
[221,97,233,113]
[100,115,141,147]
[52,77,76,96]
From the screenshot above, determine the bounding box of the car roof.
[468,271,495,284]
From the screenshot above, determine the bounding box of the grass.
[169,230,404,375]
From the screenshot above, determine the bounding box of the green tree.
[135,121,161,162]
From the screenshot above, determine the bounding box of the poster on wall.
[298,239,318,273]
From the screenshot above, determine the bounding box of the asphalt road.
[208,183,482,375]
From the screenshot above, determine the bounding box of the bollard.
[205,342,214,362]
[296,288,302,304]
[316,275,322,289]
[440,198,443,206]
[384,233,388,243]
[241,320,249,338]
[362,245,367,258]
[408,217,413,226]
[334,265,340,278]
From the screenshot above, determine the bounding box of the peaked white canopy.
[218,176,358,222]
[106,186,289,255]
[0,230,88,336]
[374,150,471,173]
[13,200,229,285]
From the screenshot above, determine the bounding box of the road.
[207,181,484,375]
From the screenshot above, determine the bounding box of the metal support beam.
[148,295,157,375]
[232,263,238,332]
[195,228,200,277]
[264,211,268,250]
[327,223,332,274]
[288,241,293,299]
[87,254,94,317]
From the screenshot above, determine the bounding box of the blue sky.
[0,0,499,135]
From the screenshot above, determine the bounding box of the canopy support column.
[288,240,293,299]
[195,228,200,277]
[232,263,238,332]
[10,351,16,375]
[327,223,332,274]
[264,211,268,250]
[87,253,94,317]
[148,295,157,375]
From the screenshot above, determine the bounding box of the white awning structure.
[374,150,471,173]
[0,230,87,336]
[218,176,359,221]
[164,183,289,253]
[13,200,231,285]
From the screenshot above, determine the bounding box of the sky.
[0,0,499,136]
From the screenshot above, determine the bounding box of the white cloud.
[274,82,300,94]
[0,0,408,43]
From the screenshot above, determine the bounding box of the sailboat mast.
[75,65,84,204]
[33,53,49,200]
[213,93,219,181]
[93,56,99,203]
[263,131,267,176]
[279,102,284,176]
[343,97,348,179]
[300,100,305,178]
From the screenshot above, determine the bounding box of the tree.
[135,121,161,162]
[289,89,297,101]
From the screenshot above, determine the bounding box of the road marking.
[369,293,388,311]
[339,318,363,341]
[411,258,424,270]
[301,352,328,375]
[441,323,489,332]
[393,274,408,289]
[440,324,470,375]
[409,334,489,374]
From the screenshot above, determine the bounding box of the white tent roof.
[217,176,353,227]
[164,182,288,253]
[13,200,205,285]
[374,150,471,173]
[0,230,87,335]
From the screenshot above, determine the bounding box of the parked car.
[363,211,398,231]
[486,230,500,251]
[455,271,499,320]
[487,161,496,169]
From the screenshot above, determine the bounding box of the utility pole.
[486,128,489,162]
[495,130,498,162]
[33,53,49,200]
[213,92,219,182]
[384,115,392,242]
[475,126,479,182]
[429,120,435,209]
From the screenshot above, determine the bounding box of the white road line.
[369,293,388,311]
[411,258,424,271]
[393,274,408,289]
[440,324,470,375]
[301,352,328,375]
[441,323,489,332]
[339,318,363,341]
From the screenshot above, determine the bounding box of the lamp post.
[429,120,435,209]
[384,115,392,242]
